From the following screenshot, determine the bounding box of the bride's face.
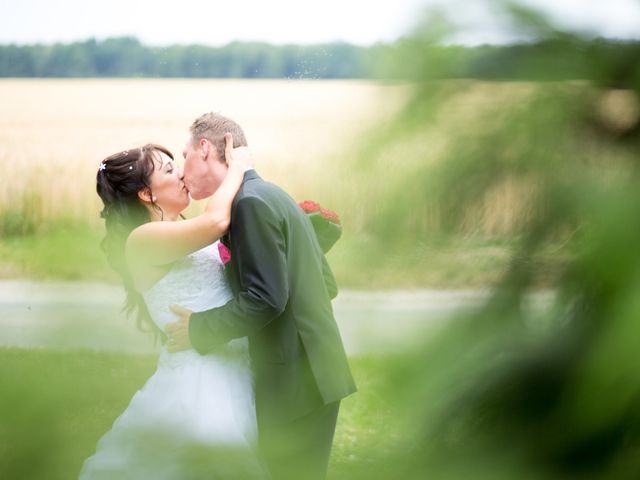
[147,151,189,216]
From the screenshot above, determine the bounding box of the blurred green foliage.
[334,2,640,479]
[0,348,385,480]
[0,348,156,479]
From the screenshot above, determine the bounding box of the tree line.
[1,36,638,82]
[0,37,373,78]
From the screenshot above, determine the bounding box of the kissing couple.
[80,112,356,480]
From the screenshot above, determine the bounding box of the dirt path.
[0,280,495,354]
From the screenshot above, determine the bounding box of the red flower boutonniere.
[217,241,231,266]
[298,200,342,253]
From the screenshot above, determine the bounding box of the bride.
[79,134,265,479]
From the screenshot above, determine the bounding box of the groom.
[166,112,357,480]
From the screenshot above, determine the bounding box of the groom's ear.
[200,138,209,161]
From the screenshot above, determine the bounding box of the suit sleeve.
[322,254,338,300]
[189,196,288,354]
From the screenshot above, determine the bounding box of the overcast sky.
[1,0,639,46]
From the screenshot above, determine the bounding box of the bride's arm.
[125,133,249,266]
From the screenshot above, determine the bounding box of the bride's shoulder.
[130,261,175,293]
[134,245,213,293]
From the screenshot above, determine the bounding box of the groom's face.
[183,137,228,200]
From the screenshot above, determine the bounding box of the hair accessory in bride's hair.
[99,162,107,171]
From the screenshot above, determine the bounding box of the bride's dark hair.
[96,144,173,339]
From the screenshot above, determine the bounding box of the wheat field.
[3,79,625,285]
[2,79,626,241]
[0,79,407,230]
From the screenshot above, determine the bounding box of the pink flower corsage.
[218,241,232,265]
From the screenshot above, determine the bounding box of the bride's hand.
[224,132,253,171]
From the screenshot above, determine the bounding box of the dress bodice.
[142,242,246,366]
[142,242,233,332]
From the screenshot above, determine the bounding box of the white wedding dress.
[79,242,265,479]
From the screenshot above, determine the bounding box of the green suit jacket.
[189,170,357,426]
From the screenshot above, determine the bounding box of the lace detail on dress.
[143,242,248,367]
[143,242,233,332]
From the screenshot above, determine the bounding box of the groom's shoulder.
[234,177,299,217]
[238,174,289,201]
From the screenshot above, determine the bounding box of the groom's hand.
[224,132,253,171]
[165,304,193,352]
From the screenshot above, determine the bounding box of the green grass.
[0,221,571,288]
[0,224,539,288]
[0,347,393,480]
[0,225,117,282]
[0,347,157,479]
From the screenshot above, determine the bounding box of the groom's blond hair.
[190,112,248,163]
